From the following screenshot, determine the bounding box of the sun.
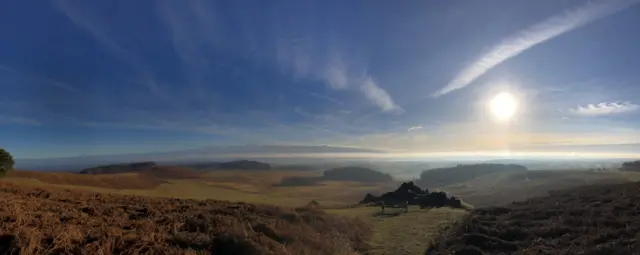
[489,92,517,121]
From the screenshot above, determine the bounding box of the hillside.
[322,167,392,182]
[416,163,527,188]
[429,181,640,254]
[438,170,629,208]
[0,182,370,254]
[275,167,393,186]
[78,161,158,174]
[185,160,272,171]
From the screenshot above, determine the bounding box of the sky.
[2,0,640,159]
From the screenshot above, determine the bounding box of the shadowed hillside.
[621,160,640,171]
[438,170,630,208]
[429,181,640,254]
[184,160,272,171]
[0,182,371,254]
[416,163,527,188]
[8,170,166,189]
[79,162,158,174]
[78,162,202,180]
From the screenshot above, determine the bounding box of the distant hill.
[271,164,319,171]
[78,161,158,174]
[323,167,393,182]
[275,166,392,186]
[622,160,640,171]
[77,161,201,179]
[219,160,271,170]
[185,160,272,171]
[416,163,528,188]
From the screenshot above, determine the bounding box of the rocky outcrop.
[359,181,463,209]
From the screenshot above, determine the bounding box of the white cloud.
[323,54,348,89]
[360,77,403,113]
[568,102,639,116]
[408,126,423,132]
[433,0,640,97]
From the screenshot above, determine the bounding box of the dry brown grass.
[7,166,204,191]
[430,181,640,254]
[7,171,165,190]
[0,182,371,254]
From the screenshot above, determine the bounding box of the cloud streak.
[0,65,78,93]
[569,101,639,116]
[323,53,349,89]
[0,115,42,126]
[433,0,640,97]
[360,77,403,113]
[407,126,423,132]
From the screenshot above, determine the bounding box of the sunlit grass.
[327,206,467,255]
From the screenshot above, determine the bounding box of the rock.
[358,182,464,209]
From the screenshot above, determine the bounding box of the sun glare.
[489,92,517,121]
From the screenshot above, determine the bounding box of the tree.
[622,161,640,172]
[0,148,14,176]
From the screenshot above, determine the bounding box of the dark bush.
[0,148,14,176]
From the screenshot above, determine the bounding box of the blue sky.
[2,0,640,159]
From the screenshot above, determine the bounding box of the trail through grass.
[327,206,467,255]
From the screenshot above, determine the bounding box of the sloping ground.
[8,171,165,189]
[0,182,371,254]
[429,181,640,254]
[439,170,629,208]
[8,167,202,190]
[328,206,466,255]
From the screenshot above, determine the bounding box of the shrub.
[0,148,14,176]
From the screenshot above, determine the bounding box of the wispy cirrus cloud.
[360,77,403,113]
[53,0,164,97]
[0,115,42,126]
[0,65,78,93]
[568,101,639,116]
[407,126,423,132]
[276,37,400,113]
[323,53,349,89]
[433,0,640,97]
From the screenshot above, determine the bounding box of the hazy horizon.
[2,1,640,160]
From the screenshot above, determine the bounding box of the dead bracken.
[0,182,371,254]
[429,181,640,254]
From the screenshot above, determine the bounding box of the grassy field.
[327,206,467,255]
[1,170,466,254]
[5,170,395,208]
[2,169,469,254]
[438,170,633,207]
